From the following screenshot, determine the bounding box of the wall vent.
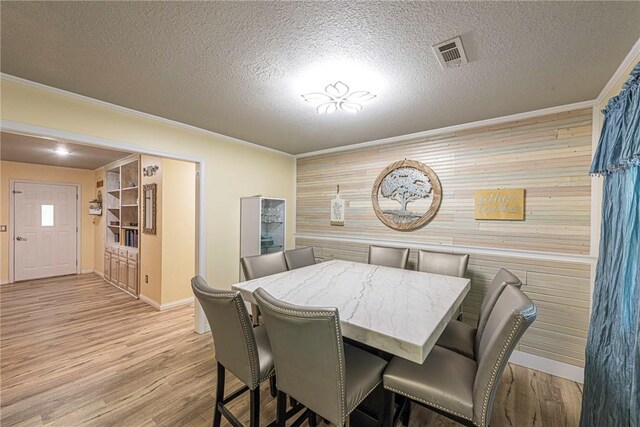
[432,36,468,69]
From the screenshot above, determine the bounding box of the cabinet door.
[110,257,119,285]
[127,261,138,295]
[104,253,111,281]
[118,258,128,288]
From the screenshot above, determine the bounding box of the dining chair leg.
[250,386,260,427]
[251,304,261,326]
[402,399,411,426]
[382,389,393,427]
[277,390,287,427]
[213,362,225,427]
[308,411,317,427]
[269,376,277,397]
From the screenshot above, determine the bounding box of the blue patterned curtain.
[581,62,640,427]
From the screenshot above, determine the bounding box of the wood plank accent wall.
[296,109,594,367]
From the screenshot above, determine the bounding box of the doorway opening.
[1,129,203,326]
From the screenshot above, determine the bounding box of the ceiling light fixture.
[54,146,70,156]
[302,81,376,114]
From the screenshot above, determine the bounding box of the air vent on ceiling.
[432,36,468,69]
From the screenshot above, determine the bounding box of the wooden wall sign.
[330,185,345,226]
[474,189,525,220]
[371,159,442,231]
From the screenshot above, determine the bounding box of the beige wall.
[93,166,106,275]
[138,155,196,305]
[0,78,296,291]
[161,158,196,303]
[0,161,96,282]
[139,155,163,303]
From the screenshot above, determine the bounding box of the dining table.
[232,259,470,364]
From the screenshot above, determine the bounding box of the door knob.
[16,236,27,241]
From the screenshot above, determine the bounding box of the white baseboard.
[139,294,194,311]
[139,293,162,310]
[509,350,584,383]
[80,269,94,274]
[0,280,10,285]
[161,296,195,310]
[93,269,104,278]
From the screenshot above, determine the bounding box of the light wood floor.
[1,274,583,426]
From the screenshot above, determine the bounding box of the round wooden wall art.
[371,159,442,231]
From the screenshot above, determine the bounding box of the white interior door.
[14,182,78,281]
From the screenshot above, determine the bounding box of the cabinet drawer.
[127,251,138,261]
[105,245,116,254]
[118,248,128,257]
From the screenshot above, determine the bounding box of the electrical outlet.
[145,275,149,283]
[0,225,7,232]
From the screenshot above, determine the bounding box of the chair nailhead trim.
[384,386,474,422]
[255,294,347,425]
[478,316,522,427]
[234,296,259,388]
[258,371,275,386]
[347,380,382,416]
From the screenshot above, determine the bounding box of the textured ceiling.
[1,2,639,154]
[1,132,131,170]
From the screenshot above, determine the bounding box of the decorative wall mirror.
[143,183,157,234]
[371,159,442,231]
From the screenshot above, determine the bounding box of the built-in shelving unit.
[103,155,140,297]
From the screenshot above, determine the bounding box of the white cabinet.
[240,197,286,279]
[104,243,139,297]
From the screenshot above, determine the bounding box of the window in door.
[41,204,54,227]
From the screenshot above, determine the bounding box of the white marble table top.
[232,259,470,364]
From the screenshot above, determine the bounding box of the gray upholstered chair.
[417,249,470,277]
[383,285,537,427]
[191,276,275,427]
[284,247,316,270]
[368,245,410,269]
[241,251,288,280]
[254,288,391,427]
[417,249,470,321]
[240,252,288,325]
[437,268,522,359]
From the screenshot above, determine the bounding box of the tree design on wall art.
[371,159,442,231]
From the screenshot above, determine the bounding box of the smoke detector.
[432,36,468,69]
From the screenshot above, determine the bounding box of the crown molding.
[296,99,596,159]
[596,37,640,105]
[0,73,294,158]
